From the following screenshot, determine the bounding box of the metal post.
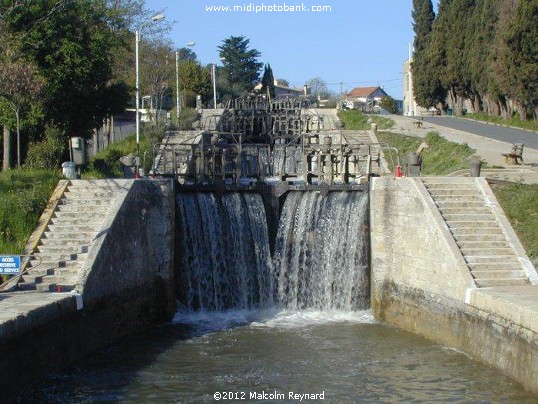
[135,29,141,178]
[176,49,180,123]
[212,63,217,109]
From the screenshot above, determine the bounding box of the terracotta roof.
[347,86,382,98]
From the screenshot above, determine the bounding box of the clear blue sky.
[144,0,415,99]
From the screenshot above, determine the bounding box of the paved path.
[422,117,538,150]
[385,114,538,169]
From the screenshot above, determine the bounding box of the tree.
[177,47,197,62]
[1,1,132,135]
[260,64,275,99]
[0,56,44,169]
[499,0,538,120]
[411,0,444,109]
[178,59,211,107]
[306,77,330,100]
[380,96,399,114]
[217,35,263,97]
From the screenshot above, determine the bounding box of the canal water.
[18,309,536,402]
[17,192,538,401]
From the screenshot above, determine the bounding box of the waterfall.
[175,191,369,312]
[274,192,369,310]
[176,192,274,311]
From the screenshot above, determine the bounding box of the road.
[422,117,538,150]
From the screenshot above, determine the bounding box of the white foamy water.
[171,308,375,333]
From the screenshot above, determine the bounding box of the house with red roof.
[345,86,389,106]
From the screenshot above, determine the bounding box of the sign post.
[0,255,21,275]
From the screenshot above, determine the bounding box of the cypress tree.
[412,0,445,108]
[260,64,275,99]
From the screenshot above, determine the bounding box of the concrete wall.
[0,179,175,400]
[370,177,538,393]
[78,179,175,311]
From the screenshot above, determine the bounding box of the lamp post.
[175,42,196,124]
[135,12,165,178]
[212,57,225,109]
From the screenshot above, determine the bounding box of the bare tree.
[0,55,44,168]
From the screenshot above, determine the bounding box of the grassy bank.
[376,131,477,175]
[491,183,538,260]
[83,127,165,179]
[0,168,61,283]
[466,112,538,132]
[338,110,394,130]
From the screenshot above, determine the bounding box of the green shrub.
[338,109,394,130]
[177,108,201,131]
[376,131,477,175]
[467,112,538,132]
[25,125,68,169]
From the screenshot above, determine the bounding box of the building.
[402,58,418,116]
[403,57,432,117]
[345,86,389,106]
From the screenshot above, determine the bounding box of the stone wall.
[0,179,176,399]
[370,177,538,393]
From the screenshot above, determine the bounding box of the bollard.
[470,159,482,177]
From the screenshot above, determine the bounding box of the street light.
[135,12,165,178]
[176,41,196,124]
[212,57,225,109]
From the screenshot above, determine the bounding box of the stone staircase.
[18,180,126,292]
[422,177,530,287]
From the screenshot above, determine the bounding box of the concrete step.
[53,210,105,219]
[457,240,511,249]
[443,213,496,222]
[428,189,482,201]
[37,282,77,293]
[27,258,80,270]
[48,217,105,227]
[64,191,119,199]
[450,226,503,235]
[471,270,527,280]
[454,233,506,242]
[435,201,486,209]
[33,273,77,286]
[55,204,110,214]
[439,207,492,215]
[464,255,516,264]
[467,262,522,271]
[474,278,529,287]
[30,252,88,268]
[424,181,476,192]
[46,224,103,233]
[39,237,93,247]
[447,220,498,229]
[57,198,114,207]
[461,247,515,256]
[36,244,88,253]
[43,231,96,240]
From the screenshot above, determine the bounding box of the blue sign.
[0,255,21,274]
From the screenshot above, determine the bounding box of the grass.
[466,112,538,132]
[338,109,394,131]
[0,168,61,283]
[83,126,165,179]
[376,131,477,175]
[491,183,538,260]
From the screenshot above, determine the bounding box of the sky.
[144,0,416,100]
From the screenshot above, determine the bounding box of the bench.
[502,143,524,165]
